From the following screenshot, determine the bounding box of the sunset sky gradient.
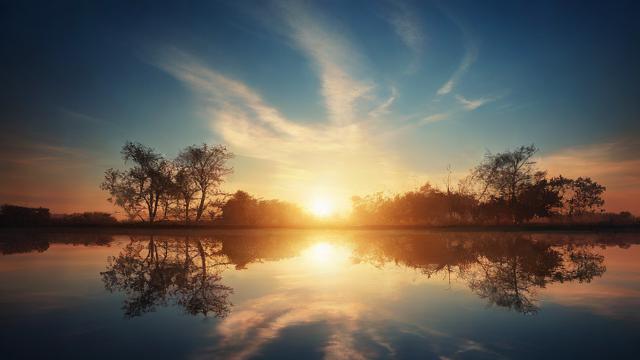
[1,0,638,215]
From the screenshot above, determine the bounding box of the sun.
[309,197,334,218]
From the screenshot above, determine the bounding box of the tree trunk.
[196,191,207,222]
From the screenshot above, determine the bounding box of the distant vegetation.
[0,204,117,227]
[352,145,620,225]
[219,191,309,226]
[0,205,50,226]
[0,142,637,227]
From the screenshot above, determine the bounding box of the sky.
[1,0,639,215]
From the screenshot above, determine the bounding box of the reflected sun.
[301,241,350,270]
[309,242,333,260]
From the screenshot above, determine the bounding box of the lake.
[1,229,639,359]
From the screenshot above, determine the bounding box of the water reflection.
[101,236,233,318]
[45,231,631,317]
[351,234,608,314]
[1,230,639,359]
[1,231,636,317]
[0,231,113,255]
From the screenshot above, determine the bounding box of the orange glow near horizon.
[309,197,334,218]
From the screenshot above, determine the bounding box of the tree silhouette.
[557,176,607,216]
[100,142,173,222]
[175,144,233,222]
[101,235,233,318]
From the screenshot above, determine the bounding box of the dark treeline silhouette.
[56,212,118,225]
[219,191,310,226]
[0,204,118,227]
[2,142,636,227]
[96,142,635,226]
[0,205,50,226]
[351,145,634,226]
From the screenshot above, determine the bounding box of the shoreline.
[1,223,639,234]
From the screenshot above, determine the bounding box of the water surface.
[1,230,639,359]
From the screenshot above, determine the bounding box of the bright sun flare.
[310,198,334,217]
[308,242,334,261]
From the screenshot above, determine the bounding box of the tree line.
[100,141,314,225]
[98,142,632,226]
[352,145,617,225]
[2,141,633,227]
[0,204,117,227]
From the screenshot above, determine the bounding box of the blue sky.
[1,0,639,213]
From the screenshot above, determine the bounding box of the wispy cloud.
[58,108,111,125]
[153,2,498,208]
[155,47,416,209]
[386,0,425,71]
[420,113,449,125]
[157,49,355,158]
[206,294,371,360]
[368,86,398,118]
[278,1,374,126]
[436,42,477,95]
[0,136,90,166]
[435,8,478,96]
[455,94,495,110]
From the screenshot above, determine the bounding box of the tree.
[514,176,563,223]
[175,144,233,222]
[562,177,606,216]
[219,191,259,225]
[472,145,539,223]
[100,142,172,223]
[173,165,199,222]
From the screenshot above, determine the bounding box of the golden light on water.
[307,242,334,262]
[301,241,350,269]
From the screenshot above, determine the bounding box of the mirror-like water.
[1,230,639,359]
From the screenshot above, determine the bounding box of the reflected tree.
[457,237,605,314]
[101,235,233,318]
[99,232,613,317]
[351,233,607,314]
[462,237,562,314]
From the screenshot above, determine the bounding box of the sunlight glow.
[308,242,334,262]
[309,197,334,218]
[300,240,352,271]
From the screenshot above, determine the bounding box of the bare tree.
[175,144,233,222]
[100,142,172,223]
[472,145,539,222]
[173,166,199,222]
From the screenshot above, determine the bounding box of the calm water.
[1,230,639,359]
